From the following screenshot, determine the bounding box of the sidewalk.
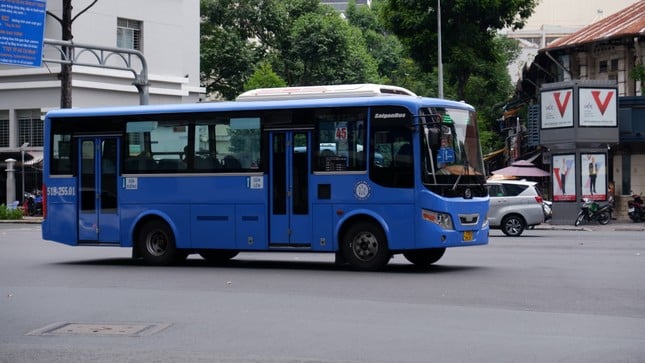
[535,217,645,232]
[0,216,43,224]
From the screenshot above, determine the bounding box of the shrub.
[0,204,24,220]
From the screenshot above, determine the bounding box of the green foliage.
[200,0,265,99]
[381,0,537,99]
[0,204,23,220]
[200,0,416,97]
[244,63,287,91]
[629,63,645,94]
[463,36,519,153]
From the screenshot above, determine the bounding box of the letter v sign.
[553,91,571,117]
[591,90,614,115]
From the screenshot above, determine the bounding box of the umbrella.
[491,160,550,177]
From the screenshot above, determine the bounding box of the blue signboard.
[0,0,47,67]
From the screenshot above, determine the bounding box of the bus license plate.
[463,231,473,242]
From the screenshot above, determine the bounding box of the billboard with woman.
[581,153,606,201]
[553,154,575,201]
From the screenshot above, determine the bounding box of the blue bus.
[42,84,489,271]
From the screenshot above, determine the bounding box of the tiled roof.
[546,0,645,50]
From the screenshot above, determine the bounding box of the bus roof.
[236,84,417,101]
[45,93,474,120]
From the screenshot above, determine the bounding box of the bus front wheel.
[403,248,446,268]
[137,220,182,266]
[341,222,390,271]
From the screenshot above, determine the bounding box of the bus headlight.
[422,209,454,230]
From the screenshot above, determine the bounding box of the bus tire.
[137,220,181,266]
[199,250,239,264]
[341,221,390,271]
[403,248,446,268]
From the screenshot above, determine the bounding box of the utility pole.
[47,0,98,109]
[60,0,73,108]
[437,0,444,99]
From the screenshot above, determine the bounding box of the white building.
[1,0,203,201]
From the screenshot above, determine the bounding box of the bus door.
[269,131,312,246]
[77,137,120,243]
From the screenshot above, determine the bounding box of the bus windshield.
[421,107,485,186]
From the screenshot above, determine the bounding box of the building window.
[17,109,44,147]
[117,18,142,50]
[0,111,8,147]
[610,59,619,72]
[599,60,608,73]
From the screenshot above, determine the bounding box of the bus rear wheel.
[341,222,390,271]
[403,248,446,268]
[137,220,181,266]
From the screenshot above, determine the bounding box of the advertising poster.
[553,154,575,201]
[0,0,47,67]
[578,88,617,127]
[541,89,574,129]
[581,153,606,201]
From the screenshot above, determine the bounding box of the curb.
[534,221,645,232]
[0,217,42,224]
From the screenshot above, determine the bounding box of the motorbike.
[627,193,644,222]
[23,191,43,217]
[542,200,553,222]
[574,198,612,226]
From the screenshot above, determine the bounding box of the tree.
[464,36,520,153]
[244,62,287,91]
[381,0,537,100]
[285,10,379,85]
[200,0,381,98]
[200,0,266,100]
[46,0,98,108]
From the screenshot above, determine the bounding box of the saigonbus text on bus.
[41,84,489,271]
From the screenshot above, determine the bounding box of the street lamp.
[20,142,29,206]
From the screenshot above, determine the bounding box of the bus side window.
[222,155,242,169]
[125,153,157,173]
[195,156,221,170]
[394,143,412,167]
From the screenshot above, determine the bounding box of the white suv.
[486,180,545,236]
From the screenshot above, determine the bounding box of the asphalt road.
[1,223,644,363]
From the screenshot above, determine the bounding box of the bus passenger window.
[313,108,366,172]
[51,133,73,175]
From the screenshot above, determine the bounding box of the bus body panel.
[310,204,335,251]
[189,204,236,249]
[119,175,268,250]
[234,204,267,250]
[42,177,78,245]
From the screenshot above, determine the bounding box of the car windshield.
[420,107,486,185]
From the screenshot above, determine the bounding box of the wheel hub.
[352,233,378,261]
[147,231,168,256]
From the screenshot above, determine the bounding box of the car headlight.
[422,209,454,230]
